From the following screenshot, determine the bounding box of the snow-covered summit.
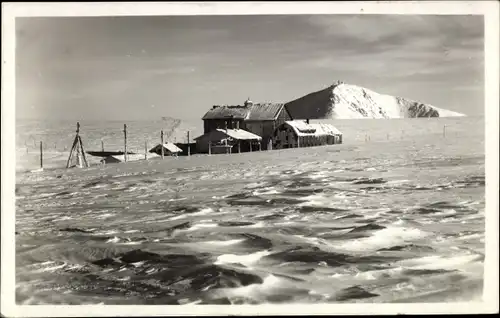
[285,82,465,119]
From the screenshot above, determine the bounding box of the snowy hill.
[285,82,465,119]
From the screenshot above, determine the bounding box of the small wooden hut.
[149,142,182,156]
[194,128,262,154]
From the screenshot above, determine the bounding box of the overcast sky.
[16,14,484,121]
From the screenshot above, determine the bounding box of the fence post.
[123,124,128,162]
[40,141,43,169]
[161,130,165,159]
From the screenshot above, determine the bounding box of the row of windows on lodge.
[282,134,333,146]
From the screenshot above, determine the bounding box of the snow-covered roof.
[194,128,262,141]
[284,120,342,137]
[101,154,145,163]
[246,103,285,121]
[202,106,249,120]
[202,103,285,121]
[149,142,182,153]
[220,128,262,140]
[309,122,343,136]
[286,120,316,133]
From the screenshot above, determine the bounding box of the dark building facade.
[201,99,293,150]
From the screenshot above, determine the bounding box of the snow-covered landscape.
[15,116,485,304]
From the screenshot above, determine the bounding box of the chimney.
[306,119,310,124]
[244,98,253,107]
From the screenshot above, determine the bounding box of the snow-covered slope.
[285,82,465,119]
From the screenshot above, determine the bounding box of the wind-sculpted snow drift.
[15,117,484,305]
[285,82,465,119]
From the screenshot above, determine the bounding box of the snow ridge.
[286,82,465,120]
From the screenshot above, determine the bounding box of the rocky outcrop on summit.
[285,82,465,119]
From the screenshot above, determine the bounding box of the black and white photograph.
[1,1,498,316]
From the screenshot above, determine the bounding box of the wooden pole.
[40,141,43,169]
[66,137,77,168]
[208,141,212,155]
[79,136,89,168]
[187,131,190,156]
[161,130,164,159]
[123,124,128,162]
[66,122,80,168]
[145,141,148,160]
[249,140,252,152]
[101,140,104,152]
[443,125,446,138]
[238,140,241,153]
[76,123,88,167]
[76,136,82,167]
[259,141,262,151]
